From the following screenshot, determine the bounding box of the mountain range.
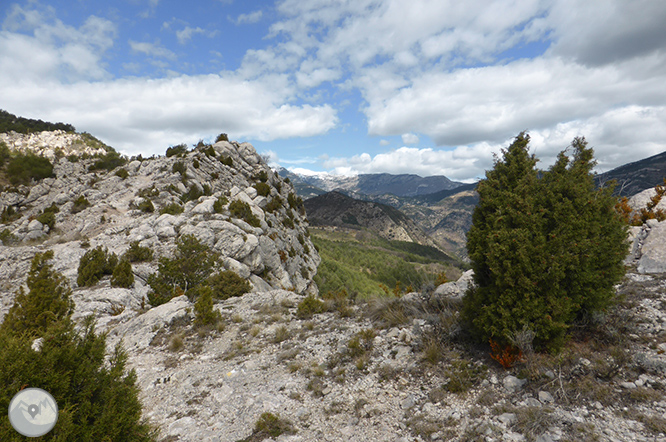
[286,148,666,259]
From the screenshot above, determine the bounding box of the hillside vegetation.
[311,227,464,297]
[0,109,75,134]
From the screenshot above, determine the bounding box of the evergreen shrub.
[462,133,629,351]
[77,246,118,287]
[111,259,134,288]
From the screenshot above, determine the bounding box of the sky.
[1,0,666,183]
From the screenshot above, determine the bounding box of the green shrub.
[297,295,325,319]
[166,143,188,157]
[253,170,268,183]
[213,196,228,213]
[6,153,54,185]
[71,195,90,213]
[89,150,126,172]
[138,198,155,213]
[192,159,200,169]
[287,192,304,214]
[282,215,294,229]
[111,259,134,288]
[77,246,118,287]
[160,202,184,215]
[172,161,186,175]
[254,182,271,197]
[147,234,218,306]
[265,196,283,213]
[220,155,233,167]
[215,133,229,143]
[0,251,156,441]
[207,270,251,300]
[229,199,261,227]
[124,241,153,262]
[66,153,79,162]
[1,205,19,224]
[203,146,217,157]
[193,286,221,327]
[35,203,59,230]
[0,228,16,245]
[115,168,129,179]
[463,133,629,351]
[236,412,295,442]
[180,184,203,203]
[0,141,10,167]
[138,185,159,198]
[0,251,73,336]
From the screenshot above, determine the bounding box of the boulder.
[433,269,474,299]
[638,221,666,273]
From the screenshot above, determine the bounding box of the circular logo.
[8,388,58,437]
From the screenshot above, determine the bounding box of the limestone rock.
[433,269,474,299]
[637,221,666,273]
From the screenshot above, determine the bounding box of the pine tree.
[0,251,156,441]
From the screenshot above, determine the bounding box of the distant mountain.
[304,191,439,248]
[595,150,666,197]
[277,168,464,199]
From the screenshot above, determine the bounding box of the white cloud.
[401,133,419,145]
[176,26,206,45]
[379,139,390,146]
[234,10,263,25]
[0,4,116,83]
[129,40,176,59]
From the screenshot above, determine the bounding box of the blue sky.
[1,0,666,182]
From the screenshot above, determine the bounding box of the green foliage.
[77,246,118,287]
[311,234,442,298]
[71,195,90,213]
[124,241,154,262]
[0,251,73,336]
[207,270,251,300]
[36,203,59,230]
[89,150,127,172]
[115,168,129,179]
[296,295,325,319]
[215,133,229,143]
[213,196,228,213]
[265,196,283,213]
[147,234,218,306]
[254,182,271,197]
[0,250,156,441]
[0,109,75,133]
[193,286,221,327]
[192,159,200,168]
[160,202,184,215]
[287,192,304,214]
[229,199,261,227]
[253,170,268,182]
[1,205,19,224]
[0,141,10,167]
[220,155,233,167]
[0,228,16,245]
[111,259,134,288]
[235,412,295,442]
[172,160,187,175]
[166,143,188,157]
[180,184,203,203]
[138,198,155,213]
[138,185,159,198]
[203,145,217,157]
[463,134,629,351]
[6,152,54,185]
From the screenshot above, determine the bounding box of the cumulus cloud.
[0,4,116,83]
[401,133,419,145]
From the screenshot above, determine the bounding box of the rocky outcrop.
[0,138,320,326]
[0,130,107,160]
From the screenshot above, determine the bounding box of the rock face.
[0,138,320,325]
[0,130,107,160]
[624,188,666,273]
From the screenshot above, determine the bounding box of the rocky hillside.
[0,134,320,326]
[304,191,439,249]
